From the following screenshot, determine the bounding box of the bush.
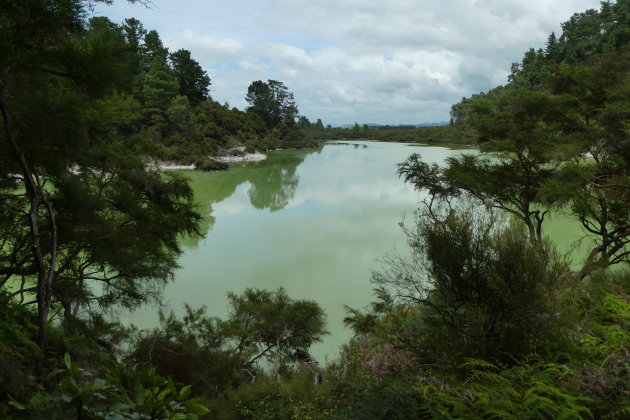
[0,293,41,412]
[416,359,592,419]
[194,156,228,171]
[371,209,570,365]
[8,354,210,419]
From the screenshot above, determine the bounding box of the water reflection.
[248,165,299,211]
[179,147,321,247]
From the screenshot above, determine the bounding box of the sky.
[93,0,604,126]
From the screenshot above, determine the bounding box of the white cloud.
[166,30,244,62]
[96,0,603,125]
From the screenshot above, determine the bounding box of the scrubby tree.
[128,288,327,393]
[224,288,327,370]
[400,89,578,244]
[368,209,568,364]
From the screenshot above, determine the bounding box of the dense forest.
[305,122,478,145]
[1,0,630,419]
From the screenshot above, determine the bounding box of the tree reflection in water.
[248,165,299,211]
[178,147,320,247]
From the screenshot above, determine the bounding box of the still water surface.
[130,141,477,361]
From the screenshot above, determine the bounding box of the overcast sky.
[94,0,603,126]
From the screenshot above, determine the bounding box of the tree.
[297,115,312,128]
[367,208,568,364]
[400,90,574,244]
[121,17,146,52]
[0,0,97,352]
[245,80,298,129]
[545,31,561,62]
[128,288,327,392]
[142,56,179,122]
[0,0,200,353]
[545,52,630,279]
[224,288,327,372]
[169,49,211,105]
[121,18,146,75]
[142,29,169,68]
[403,1,630,281]
[508,48,549,90]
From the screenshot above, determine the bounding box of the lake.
[129,141,478,361]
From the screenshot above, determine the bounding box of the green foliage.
[127,289,327,398]
[169,49,211,105]
[371,210,569,364]
[245,80,299,129]
[194,156,229,171]
[127,305,243,397]
[303,123,477,145]
[0,0,202,356]
[223,288,328,368]
[416,360,592,419]
[559,271,630,417]
[142,30,169,66]
[334,376,423,420]
[0,293,42,409]
[9,353,209,419]
[230,374,332,420]
[143,56,179,121]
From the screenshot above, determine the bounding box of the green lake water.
[127,140,588,362]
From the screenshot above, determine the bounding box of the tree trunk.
[0,85,55,354]
[275,336,281,381]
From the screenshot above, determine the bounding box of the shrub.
[194,156,228,171]
[372,209,570,365]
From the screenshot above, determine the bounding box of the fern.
[415,359,593,419]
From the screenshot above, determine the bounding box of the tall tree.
[121,17,146,52]
[169,48,211,105]
[0,0,90,352]
[245,80,298,129]
[142,56,179,122]
[142,29,169,68]
[121,17,146,75]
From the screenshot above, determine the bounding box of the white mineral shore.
[216,152,267,163]
[149,161,196,171]
[149,151,266,171]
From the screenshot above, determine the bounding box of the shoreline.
[215,152,267,163]
[151,152,268,171]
